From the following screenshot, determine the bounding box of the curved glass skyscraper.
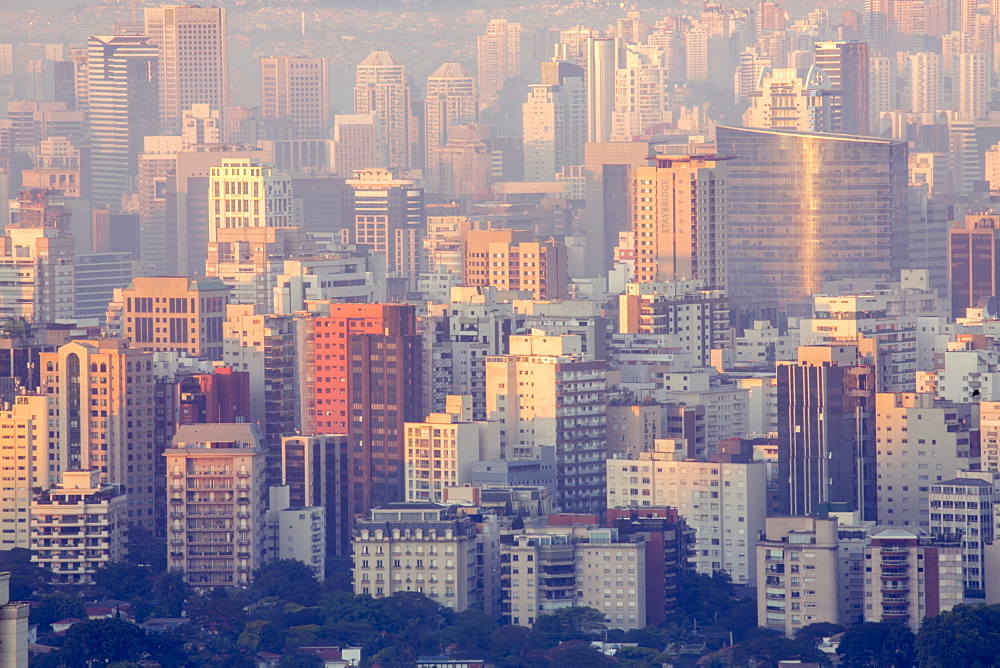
[716,125,908,308]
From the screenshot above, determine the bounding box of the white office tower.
[908,53,942,114]
[522,61,585,181]
[477,19,522,106]
[143,5,228,131]
[208,158,295,242]
[424,62,478,190]
[957,52,989,120]
[612,44,671,141]
[743,66,839,132]
[354,50,411,170]
[586,37,616,143]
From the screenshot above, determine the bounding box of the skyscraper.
[143,5,228,131]
[632,154,728,291]
[354,50,411,169]
[957,52,989,120]
[813,41,870,135]
[948,212,1000,319]
[586,37,616,143]
[260,56,329,139]
[777,345,876,520]
[716,125,908,308]
[743,66,839,132]
[86,35,159,208]
[864,0,895,55]
[300,303,423,519]
[424,62,478,189]
[477,18,522,105]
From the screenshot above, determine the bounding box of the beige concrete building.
[332,115,379,178]
[486,332,607,512]
[606,440,767,585]
[40,339,157,531]
[114,276,230,360]
[0,395,58,550]
[404,396,501,503]
[660,367,750,453]
[757,516,842,637]
[209,158,295,242]
[0,572,29,668]
[632,155,728,292]
[30,470,126,585]
[352,502,480,611]
[743,66,838,132]
[353,51,411,169]
[875,393,978,529]
[260,56,329,139]
[980,401,1000,472]
[165,423,269,589]
[463,228,570,300]
[502,524,647,630]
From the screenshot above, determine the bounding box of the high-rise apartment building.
[777,346,876,520]
[208,158,294,242]
[404,396,501,503]
[298,303,423,519]
[612,45,671,141]
[462,228,570,299]
[522,61,585,181]
[477,19,522,105]
[354,50,411,169]
[813,41,870,135]
[281,435,350,557]
[31,470,126,585]
[0,227,75,324]
[86,35,159,208]
[757,516,842,637]
[41,339,157,530]
[908,53,942,114]
[957,52,989,120]
[949,212,1000,319]
[165,423,268,588]
[743,66,839,132]
[486,332,607,512]
[143,5,228,131]
[606,440,767,585]
[632,154,728,291]
[863,0,895,55]
[345,168,424,290]
[424,62,478,189]
[332,114,380,177]
[864,529,964,631]
[875,393,977,528]
[114,277,230,360]
[260,56,329,139]
[929,472,998,593]
[716,126,908,308]
[0,395,57,550]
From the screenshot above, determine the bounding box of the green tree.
[487,624,554,663]
[534,606,607,639]
[837,621,915,668]
[437,608,499,658]
[123,526,167,574]
[143,629,190,668]
[31,592,87,630]
[251,559,320,605]
[614,645,664,666]
[915,604,1000,668]
[278,652,324,668]
[730,636,829,667]
[92,562,153,602]
[0,548,49,599]
[547,642,616,666]
[151,570,189,617]
[187,587,248,635]
[797,621,846,646]
[61,618,145,667]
